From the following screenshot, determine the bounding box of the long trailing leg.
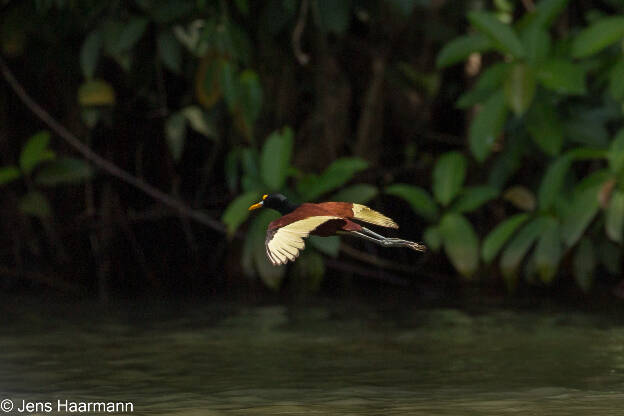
[346,228,427,252]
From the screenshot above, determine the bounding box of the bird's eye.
[262,194,268,200]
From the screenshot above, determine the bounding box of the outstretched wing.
[315,202,398,229]
[351,204,398,228]
[265,215,341,265]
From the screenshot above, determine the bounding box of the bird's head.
[248,194,297,215]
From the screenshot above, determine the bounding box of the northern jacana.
[248,194,426,266]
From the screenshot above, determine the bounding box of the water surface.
[1,298,624,415]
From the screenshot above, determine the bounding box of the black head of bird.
[248,193,299,215]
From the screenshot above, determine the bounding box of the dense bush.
[433,0,624,291]
[0,0,622,297]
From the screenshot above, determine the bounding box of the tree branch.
[292,0,310,65]
[0,55,226,234]
[520,0,535,12]
[340,242,427,274]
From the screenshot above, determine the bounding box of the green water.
[2,299,624,415]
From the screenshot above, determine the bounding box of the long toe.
[408,242,427,252]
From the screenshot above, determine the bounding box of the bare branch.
[0,55,226,234]
[340,242,425,274]
[324,259,409,286]
[292,0,310,65]
[521,0,535,12]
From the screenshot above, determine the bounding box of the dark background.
[1,0,623,304]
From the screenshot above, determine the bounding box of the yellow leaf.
[78,80,115,107]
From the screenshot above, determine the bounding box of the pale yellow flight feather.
[351,204,398,229]
[266,216,341,266]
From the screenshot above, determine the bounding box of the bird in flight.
[248,193,426,266]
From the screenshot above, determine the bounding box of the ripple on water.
[2,303,624,415]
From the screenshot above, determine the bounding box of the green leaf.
[317,0,351,34]
[560,185,600,247]
[504,62,536,116]
[534,0,570,27]
[494,0,513,13]
[115,17,149,52]
[35,158,94,186]
[260,127,294,191]
[238,70,264,134]
[80,30,103,79]
[298,157,368,200]
[433,151,467,206]
[536,58,586,95]
[181,106,215,138]
[534,217,562,284]
[330,184,378,204]
[241,148,265,191]
[608,129,624,174]
[575,169,611,192]
[503,186,536,211]
[436,33,493,68]
[567,147,606,161]
[165,112,186,162]
[537,155,572,211]
[469,90,507,162]
[573,238,595,292]
[457,62,509,109]
[385,184,438,221]
[606,189,624,243]
[309,235,340,257]
[219,59,239,110]
[157,30,182,74]
[221,191,260,236]
[467,11,525,58]
[609,58,624,101]
[451,185,499,213]
[18,191,52,219]
[482,213,530,264]
[520,22,550,65]
[526,99,563,156]
[241,147,260,177]
[487,129,525,190]
[500,216,548,280]
[571,16,624,58]
[19,131,55,174]
[439,213,479,278]
[0,166,21,186]
[423,225,442,252]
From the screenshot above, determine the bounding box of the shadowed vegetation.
[0,0,623,300]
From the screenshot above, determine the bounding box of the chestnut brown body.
[267,203,363,236]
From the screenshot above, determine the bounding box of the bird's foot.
[407,241,427,252]
[382,238,427,252]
